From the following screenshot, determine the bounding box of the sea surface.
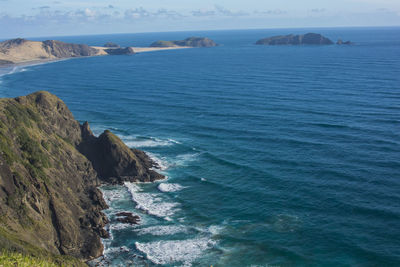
[1,27,400,266]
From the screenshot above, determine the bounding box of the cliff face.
[256,33,334,45]
[150,37,217,48]
[0,91,163,263]
[78,123,163,184]
[42,40,99,58]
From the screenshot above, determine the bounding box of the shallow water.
[1,27,400,266]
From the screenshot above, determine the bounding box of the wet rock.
[116,212,141,225]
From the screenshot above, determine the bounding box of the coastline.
[0,45,191,71]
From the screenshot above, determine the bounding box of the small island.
[150,37,217,48]
[256,33,334,45]
[337,39,353,45]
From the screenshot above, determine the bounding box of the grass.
[0,251,59,267]
[0,250,85,267]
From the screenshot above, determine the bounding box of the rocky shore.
[0,91,164,264]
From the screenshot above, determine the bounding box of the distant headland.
[0,36,217,66]
[150,37,218,48]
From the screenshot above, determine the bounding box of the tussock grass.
[0,250,86,267]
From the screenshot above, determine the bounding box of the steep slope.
[0,91,163,263]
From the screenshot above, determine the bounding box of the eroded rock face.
[78,124,164,184]
[256,33,334,45]
[42,40,99,58]
[0,91,163,262]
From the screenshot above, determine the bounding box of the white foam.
[135,238,216,266]
[124,182,179,219]
[104,246,130,254]
[208,225,223,236]
[101,188,125,204]
[122,136,180,148]
[135,225,188,236]
[145,152,170,170]
[201,177,207,182]
[109,223,133,231]
[174,153,199,166]
[157,183,185,192]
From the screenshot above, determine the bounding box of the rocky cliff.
[150,37,217,47]
[256,33,334,45]
[42,40,99,58]
[0,91,163,264]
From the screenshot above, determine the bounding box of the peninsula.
[0,38,195,66]
[0,91,164,265]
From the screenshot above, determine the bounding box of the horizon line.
[1,25,399,41]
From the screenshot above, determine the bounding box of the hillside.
[0,38,108,65]
[0,91,163,264]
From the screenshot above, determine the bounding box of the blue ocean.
[1,27,399,266]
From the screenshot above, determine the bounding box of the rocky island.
[256,33,334,45]
[0,91,164,265]
[150,37,217,48]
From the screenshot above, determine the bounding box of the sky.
[0,0,400,38]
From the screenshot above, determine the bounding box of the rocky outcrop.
[150,37,217,47]
[256,33,334,45]
[0,38,28,50]
[116,212,140,224]
[104,47,135,55]
[336,39,353,45]
[103,42,120,48]
[78,122,163,184]
[42,40,99,57]
[0,91,163,263]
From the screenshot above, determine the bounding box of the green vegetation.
[150,40,176,47]
[4,102,41,127]
[0,250,85,267]
[0,227,85,267]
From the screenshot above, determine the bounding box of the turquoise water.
[1,27,400,266]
